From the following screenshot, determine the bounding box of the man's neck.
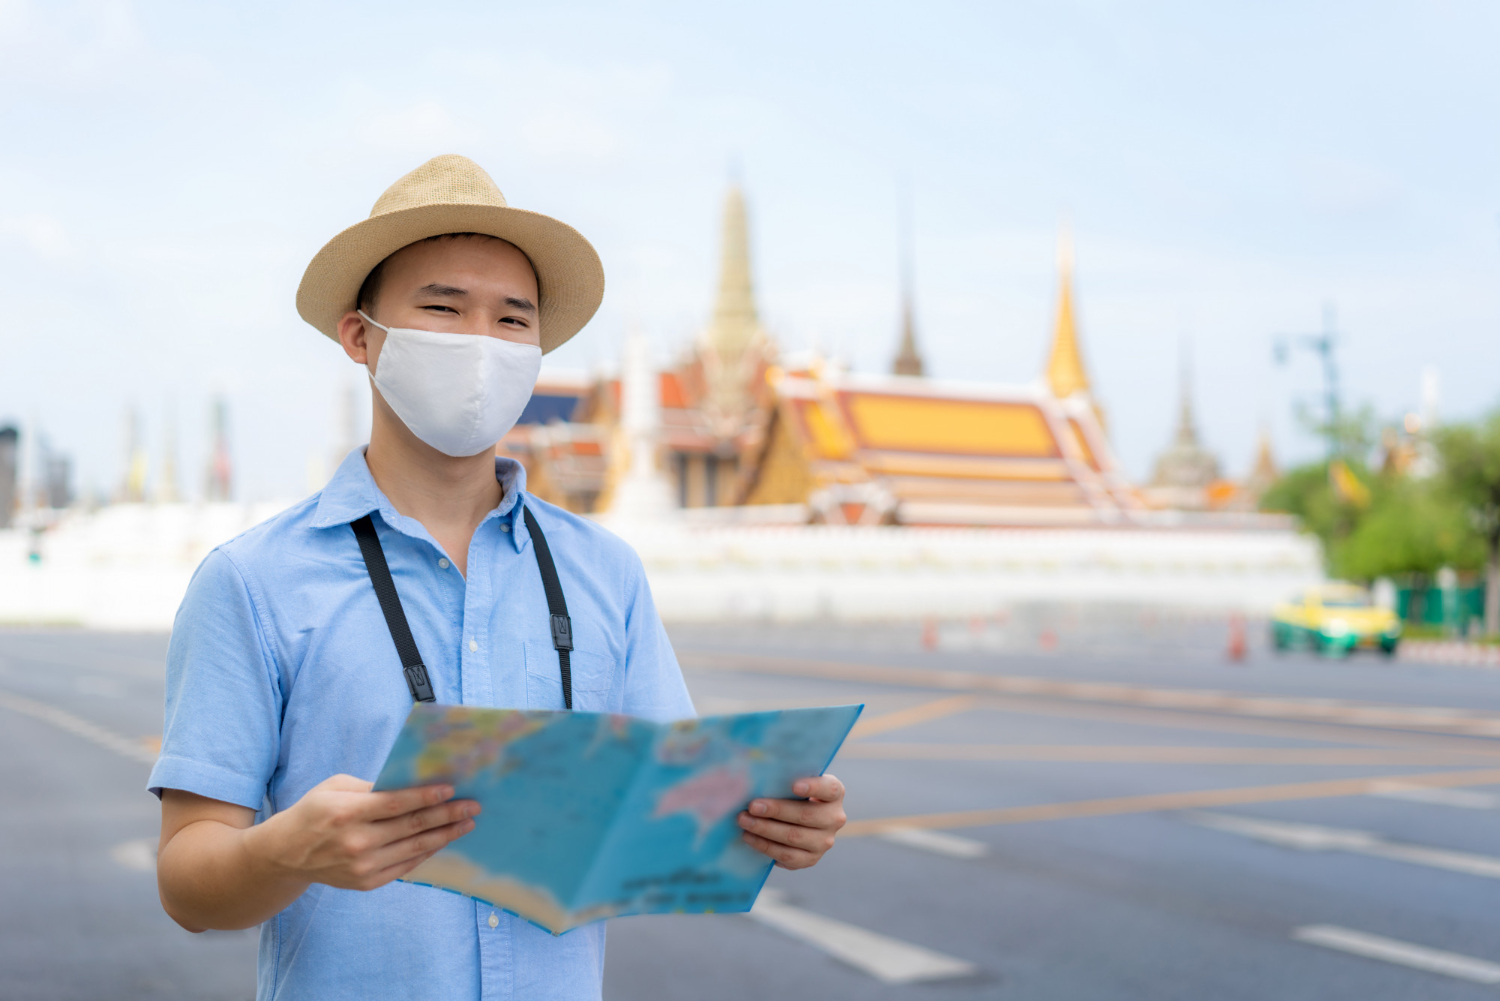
[363,401,503,575]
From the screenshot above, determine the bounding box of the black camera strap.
[350,505,573,709]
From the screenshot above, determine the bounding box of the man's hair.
[356,232,503,314]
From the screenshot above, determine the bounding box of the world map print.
[372,702,863,934]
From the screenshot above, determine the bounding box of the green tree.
[1337,477,1480,582]
[1260,456,1480,584]
[1435,412,1500,636]
[1260,458,1370,574]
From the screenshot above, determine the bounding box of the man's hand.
[736,774,846,870]
[244,774,479,891]
[158,775,478,931]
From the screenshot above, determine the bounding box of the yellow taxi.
[1270,583,1402,656]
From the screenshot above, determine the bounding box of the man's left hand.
[737,774,846,870]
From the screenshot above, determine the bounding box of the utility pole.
[1274,302,1342,458]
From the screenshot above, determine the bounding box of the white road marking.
[110,837,157,872]
[1369,782,1500,810]
[0,688,158,764]
[878,827,988,859]
[748,889,977,984]
[1188,812,1500,880]
[1294,925,1500,985]
[72,675,126,698]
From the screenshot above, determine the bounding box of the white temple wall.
[0,507,1321,630]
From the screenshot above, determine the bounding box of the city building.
[204,397,233,502]
[0,427,16,530]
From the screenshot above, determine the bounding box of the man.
[150,155,847,1001]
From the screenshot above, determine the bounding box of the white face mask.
[360,311,542,458]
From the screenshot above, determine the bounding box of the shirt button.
[438,558,450,569]
[469,640,478,652]
[501,523,511,533]
[488,912,499,929]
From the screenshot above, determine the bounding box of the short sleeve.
[619,555,695,723]
[146,548,283,809]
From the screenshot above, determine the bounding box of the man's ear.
[337,311,372,366]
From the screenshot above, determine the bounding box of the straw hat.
[297,155,604,354]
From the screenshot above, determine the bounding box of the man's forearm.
[158,817,308,932]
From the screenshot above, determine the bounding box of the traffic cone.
[1226,612,1247,663]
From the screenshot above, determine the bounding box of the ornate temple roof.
[742,369,1139,525]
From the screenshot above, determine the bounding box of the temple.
[0,187,1318,630]
[501,186,1270,528]
[1143,344,1222,510]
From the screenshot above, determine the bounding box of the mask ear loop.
[357,309,390,333]
[357,310,391,382]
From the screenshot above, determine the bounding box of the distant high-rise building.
[0,426,17,529]
[204,397,233,502]
[157,406,180,503]
[331,380,357,472]
[121,408,148,503]
[43,449,72,510]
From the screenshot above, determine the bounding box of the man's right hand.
[245,774,479,891]
[158,776,478,931]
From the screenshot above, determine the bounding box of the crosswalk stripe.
[1294,925,1500,984]
[748,889,977,984]
[1188,812,1500,880]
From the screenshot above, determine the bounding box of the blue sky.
[2,0,1498,500]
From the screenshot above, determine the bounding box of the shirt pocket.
[524,641,620,712]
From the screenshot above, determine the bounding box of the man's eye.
[422,305,459,314]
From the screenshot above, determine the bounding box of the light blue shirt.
[148,449,695,1001]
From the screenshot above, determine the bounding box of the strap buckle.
[550,614,574,651]
[404,663,436,703]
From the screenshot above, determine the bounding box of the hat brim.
[296,203,605,355]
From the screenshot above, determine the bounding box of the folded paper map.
[372,702,864,934]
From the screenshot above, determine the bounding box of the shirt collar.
[310,447,530,541]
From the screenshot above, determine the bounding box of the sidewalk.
[1400,640,1500,669]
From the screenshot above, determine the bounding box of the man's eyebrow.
[504,296,537,314]
[414,283,468,297]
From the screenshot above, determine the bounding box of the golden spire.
[891,182,925,377]
[700,183,768,429]
[892,298,923,376]
[708,184,760,359]
[1045,225,1091,399]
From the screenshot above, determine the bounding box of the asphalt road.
[6,620,1500,999]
